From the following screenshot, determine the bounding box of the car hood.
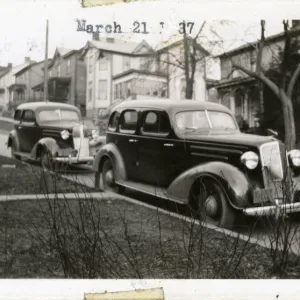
[181,130,278,147]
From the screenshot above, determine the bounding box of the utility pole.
[43,19,49,102]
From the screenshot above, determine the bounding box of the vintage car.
[92,99,300,229]
[7,102,105,170]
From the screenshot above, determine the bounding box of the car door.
[115,109,140,181]
[137,109,182,188]
[13,109,23,151]
[19,109,41,153]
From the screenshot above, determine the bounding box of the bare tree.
[231,20,300,150]
[156,21,209,100]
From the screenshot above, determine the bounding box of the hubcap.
[105,170,114,187]
[205,195,219,218]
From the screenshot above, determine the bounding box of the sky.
[0,279,299,300]
[0,0,299,79]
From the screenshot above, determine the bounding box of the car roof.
[113,99,232,114]
[16,101,79,112]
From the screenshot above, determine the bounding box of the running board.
[116,180,184,204]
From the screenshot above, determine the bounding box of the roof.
[156,36,210,56]
[57,47,74,57]
[113,99,231,113]
[81,39,153,58]
[16,101,79,112]
[113,69,167,80]
[14,60,48,76]
[217,27,300,58]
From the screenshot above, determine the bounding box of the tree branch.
[287,63,300,98]
[280,20,291,89]
[194,21,206,41]
[233,63,280,96]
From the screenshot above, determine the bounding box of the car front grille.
[259,141,292,201]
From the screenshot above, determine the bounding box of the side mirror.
[267,128,278,137]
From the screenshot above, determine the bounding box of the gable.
[133,40,154,54]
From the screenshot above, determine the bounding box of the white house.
[0,57,35,115]
[81,33,168,119]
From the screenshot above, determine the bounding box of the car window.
[176,111,210,130]
[119,110,138,133]
[14,110,22,123]
[208,111,237,130]
[38,109,80,122]
[142,111,171,136]
[108,111,120,132]
[22,110,35,123]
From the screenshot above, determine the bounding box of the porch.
[7,83,26,109]
[208,77,261,131]
[32,77,71,102]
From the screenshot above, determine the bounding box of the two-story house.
[32,47,86,115]
[13,60,48,104]
[155,36,210,102]
[209,22,300,131]
[0,57,36,116]
[0,63,12,113]
[80,33,168,119]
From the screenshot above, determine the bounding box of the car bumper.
[243,201,300,216]
[53,156,94,164]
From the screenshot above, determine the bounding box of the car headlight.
[288,149,300,167]
[92,129,99,139]
[241,151,259,170]
[61,130,70,140]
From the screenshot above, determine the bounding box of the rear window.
[142,111,171,136]
[14,110,22,121]
[119,110,138,133]
[22,110,35,123]
[108,111,120,132]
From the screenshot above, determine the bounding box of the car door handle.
[164,143,174,147]
[129,139,138,143]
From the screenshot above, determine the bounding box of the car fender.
[92,143,127,181]
[31,137,61,160]
[167,161,251,210]
[7,130,21,151]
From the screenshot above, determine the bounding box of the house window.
[57,65,61,77]
[123,56,130,71]
[88,81,93,102]
[67,60,71,74]
[99,58,107,71]
[98,80,107,100]
[140,57,151,70]
[89,55,93,73]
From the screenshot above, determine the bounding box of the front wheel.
[189,178,236,229]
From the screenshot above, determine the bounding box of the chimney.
[7,63,12,68]
[92,32,100,41]
[292,20,300,28]
[24,57,30,64]
[106,37,114,43]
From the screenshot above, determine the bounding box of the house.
[13,59,48,104]
[80,33,168,119]
[32,47,86,115]
[0,57,36,116]
[208,21,300,131]
[155,36,210,102]
[0,63,12,113]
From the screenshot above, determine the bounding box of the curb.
[0,192,108,202]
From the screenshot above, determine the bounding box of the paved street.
[1,131,300,253]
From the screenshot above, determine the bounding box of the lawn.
[0,155,300,279]
[0,155,97,195]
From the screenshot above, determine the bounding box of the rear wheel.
[10,141,21,161]
[100,159,124,193]
[189,177,236,229]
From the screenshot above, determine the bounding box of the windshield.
[38,109,80,122]
[175,110,237,131]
